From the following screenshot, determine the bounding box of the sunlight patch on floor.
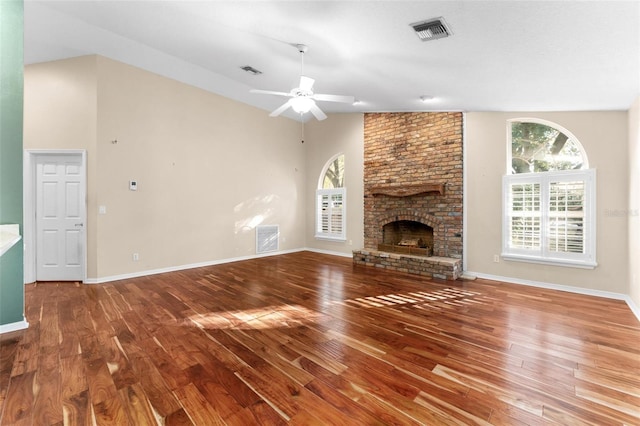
[184,288,484,331]
[340,288,483,309]
[187,304,322,330]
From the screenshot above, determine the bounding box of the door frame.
[24,150,87,283]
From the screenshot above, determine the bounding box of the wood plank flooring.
[1,251,639,425]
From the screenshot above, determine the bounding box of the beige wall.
[304,114,364,255]
[466,111,629,294]
[25,55,304,280]
[23,55,639,305]
[629,97,640,308]
[23,56,100,276]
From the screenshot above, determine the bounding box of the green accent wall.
[0,0,25,327]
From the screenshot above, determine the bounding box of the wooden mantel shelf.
[370,183,445,197]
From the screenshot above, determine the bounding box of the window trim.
[315,188,347,241]
[502,169,597,269]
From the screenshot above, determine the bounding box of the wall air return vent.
[256,225,279,254]
[411,17,452,41]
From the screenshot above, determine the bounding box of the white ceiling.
[24,1,640,120]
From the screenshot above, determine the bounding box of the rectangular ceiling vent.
[256,225,279,254]
[411,17,452,42]
[241,65,262,75]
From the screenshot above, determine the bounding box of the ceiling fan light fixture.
[251,44,353,120]
[290,96,315,113]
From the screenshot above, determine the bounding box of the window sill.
[315,235,347,242]
[501,253,597,269]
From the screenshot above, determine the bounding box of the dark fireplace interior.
[378,220,434,257]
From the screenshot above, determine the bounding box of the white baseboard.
[0,319,29,334]
[84,248,306,284]
[627,297,640,323]
[303,247,354,258]
[467,271,640,324]
[84,248,354,284]
[74,251,640,325]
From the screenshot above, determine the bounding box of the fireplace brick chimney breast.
[354,112,463,280]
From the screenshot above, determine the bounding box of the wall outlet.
[133,253,139,261]
[493,254,500,263]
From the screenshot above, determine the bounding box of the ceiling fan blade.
[269,100,293,117]
[313,94,355,103]
[299,76,315,92]
[309,103,327,121]
[250,89,291,97]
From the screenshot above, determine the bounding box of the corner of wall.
[304,114,365,255]
[0,0,25,329]
[628,96,640,313]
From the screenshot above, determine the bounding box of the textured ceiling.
[24,1,640,120]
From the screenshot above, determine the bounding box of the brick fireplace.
[353,112,463,280]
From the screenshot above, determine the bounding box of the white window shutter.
[548,180,585,254]
[502,169,596,268]
[507,180,541,251]
[316,188,346,240]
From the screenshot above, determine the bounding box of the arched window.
[503,119,596,268]
[509,120,588,174]
[320,154,344,189]
[316,154,346,240]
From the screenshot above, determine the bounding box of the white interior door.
[36,154,85,281]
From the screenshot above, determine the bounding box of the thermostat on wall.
[129,180,138,191]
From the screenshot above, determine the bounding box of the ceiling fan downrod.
[295,44,308,78]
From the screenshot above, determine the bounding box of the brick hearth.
[354,112,463,280]
[353,250,461,280]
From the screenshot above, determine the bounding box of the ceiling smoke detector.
[410,17,452,41]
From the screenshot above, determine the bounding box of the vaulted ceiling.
[25,1,640,120]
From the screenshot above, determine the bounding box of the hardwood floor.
[1,251,639,425]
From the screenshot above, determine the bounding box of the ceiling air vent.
[241,65,262,75]
[411,17,452,41]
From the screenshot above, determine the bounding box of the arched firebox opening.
[380,220,433,256]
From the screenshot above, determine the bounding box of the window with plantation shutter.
[316,154,347,241]
[506,181,541,251]
[503,119,596,269]
[316,189,346,240]
[548,180,585,254]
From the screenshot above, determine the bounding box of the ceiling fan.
[250,44,354,121]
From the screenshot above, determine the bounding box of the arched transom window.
[509,120,588,174]
[321,154,344,188]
